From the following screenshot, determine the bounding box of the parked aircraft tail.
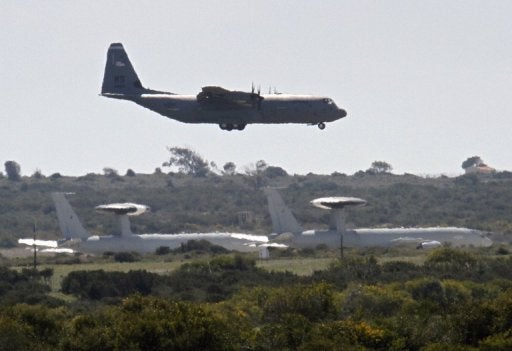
[264,188,303,234]
[51,193,89,239]
[101,43,147,96]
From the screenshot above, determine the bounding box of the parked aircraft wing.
[18,239,58,248]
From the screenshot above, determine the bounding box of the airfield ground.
[4,244,507,294]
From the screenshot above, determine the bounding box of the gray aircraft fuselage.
[51,192,270,254]
[107,93,346,128]
[101,43,347,130]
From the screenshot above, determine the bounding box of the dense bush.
[0,267,61,307]
[113,251,140,262]
[1,248,512,349]
[61,270,157,299]
[173,239,229,254]
[155,245,171,255]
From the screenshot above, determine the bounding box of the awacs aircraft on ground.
[19,193,279,254]
[264,188,493,249]
[101,43,347,131]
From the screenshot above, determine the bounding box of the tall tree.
[163,147,210,177]
[32,169,44,179]
[368,161,392,174]
[222,162,236,176]
[103,167,119,177]
[256,160,268,172]
[4,161,21,181]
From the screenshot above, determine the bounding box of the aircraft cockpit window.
[323,98,333,105]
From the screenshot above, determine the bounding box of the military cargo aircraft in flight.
[101,43,347,131]
[264,188,493,249]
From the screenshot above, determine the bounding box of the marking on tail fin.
[101,43,145,96]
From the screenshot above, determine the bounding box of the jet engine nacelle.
[416,240,442,249]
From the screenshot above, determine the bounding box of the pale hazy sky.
[2,1,511,176]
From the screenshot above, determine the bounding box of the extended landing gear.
[318,122,326,130]
[219,123,246,131]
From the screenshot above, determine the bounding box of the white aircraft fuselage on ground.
[288,227,492,248]
[73,233,270,254]
[46,193,272,254]
[101,43,347,131]
[264,188,493,248]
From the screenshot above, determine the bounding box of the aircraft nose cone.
[339,109,347,118]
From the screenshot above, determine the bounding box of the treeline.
[1,249,512,350]
[61,254,299,302]
[59,248,512,302]
[1,170,512,246]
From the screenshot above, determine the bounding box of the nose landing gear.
[318,122,326,130]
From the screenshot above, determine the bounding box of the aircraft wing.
[18,238,58,248]
[196,86,263,108]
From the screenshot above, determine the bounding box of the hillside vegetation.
[2,162,512,350]
[1,169,511,246]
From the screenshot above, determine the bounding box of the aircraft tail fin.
[264,188,303,234]
[101,43,146,96]
[51,193,89,240]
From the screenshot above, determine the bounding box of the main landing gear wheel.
[318,122,326,130]
[219,123,246,131]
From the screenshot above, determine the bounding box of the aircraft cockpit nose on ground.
[338,108,347,118]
